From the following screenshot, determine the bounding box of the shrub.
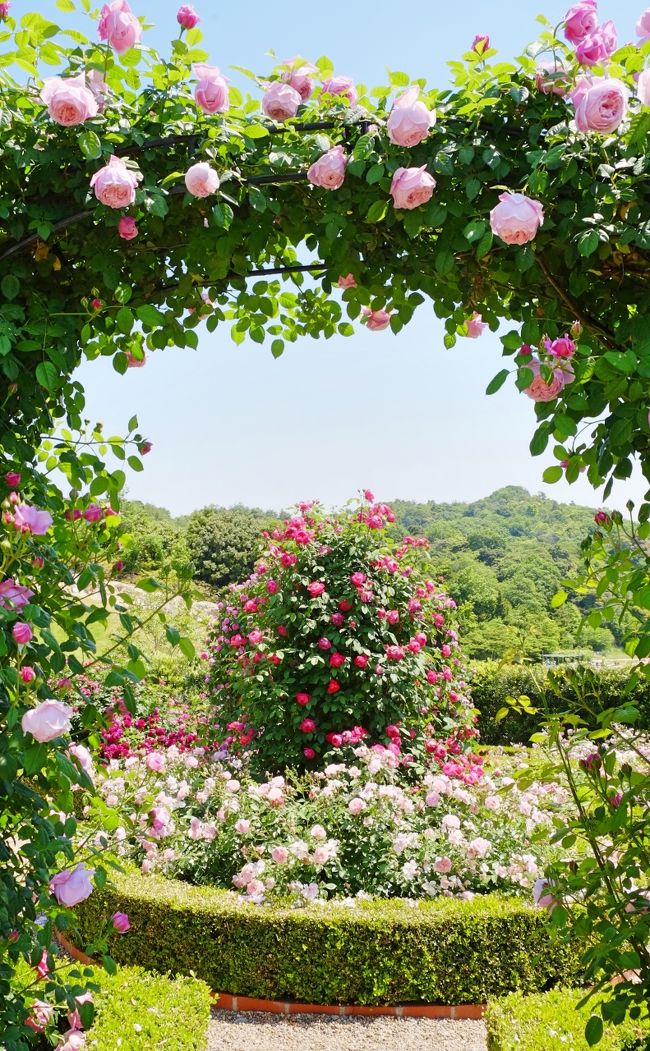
[485,988,650,1051]
[88,966,212,1051]
[76,869,582,1006]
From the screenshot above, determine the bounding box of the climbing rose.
[575,21,617,65]
[307,581,325,597]
[185,161,220,197]
[98,0,142,53]
[337,274,357,289]
[58,1029,87,1051]
[139,440,152,455]
[281,58,317,101]
[524,358,574,402]
[193,64,229,113]
[0,578,34,610]
[12,622,33,645]
[563,0,598,44]
[4,471,20,486]
[22,699,72,741]
[533,878,557,910]
[321,75,358,104]
[177,4,199,28]
[595,510,611,526]
[67,991,94,1031]
[111,911,130,933]
[639,70,650,107]
[299,718,316,733]
[307,145,347,189]
[20,666,36,683]
[544,335,576,358]
[90,156,141,209]
[50,865,94,907]
[303,747,316,759]
[13,504,52,535]
[69,743,95,779]
[638,8,650,42]
[535,57,571,95]
[26,1001,54,1033]
[296,692,311,705]
[118,216,138,240]
[362,307,392,331]
[262,81,301,120]
[125,351,146,367]
[40,74,98,126]
[571,76,628,133]
[83,504,103,522]
[390,166,436,210]
[465,313,487,338]
[0,3,10,19]
[387,87,435,147]
[489,192,544,244]
[471,34,490,53]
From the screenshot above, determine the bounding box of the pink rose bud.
[91,298,103,311]
[295,692,311,705]
[337,274,357,289]
[303,747,316,759]
[4,471,21,486]
[111,911,130,932]
[12,622,33,645]
[465,312,487,338]
[387,86,435,148]
[307,145,347,190]
[20,666,36,683]
[362,307,392,331]
[354,654,369,668]
[637,8,650,43]
[49,863,94,907]
[83,503,103,522]
[90,155,142,209]
[40,74,99,126]
[125,350,146,367]
[299,717,316,733]
[571,76,629,134]
[489,191,544,244]
[471,34,490,54]
[113,559,124,572]
[570,320,582,338]
[563,0,598,44]
[22,698,72,741]
[185,161,220,198]
[281,57,317,102]
[98,0,142,53]
[139,440,152,454]
[0,3,10,20]
[575,21,617,66]
[262,81,301,120]
[390,165,436,210]
[594,510,611,526]
[193,63,229,114]
[177,4,199,29]
[321,75,358,105]
[118,216,138,240]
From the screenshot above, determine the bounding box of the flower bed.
[76,867,581,1006]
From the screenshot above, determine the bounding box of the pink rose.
[533,877,557,910]
[125,350,146,367]
[637,8,650,42]
[307,145,347,190]
[49,864,94,907]
[262,81,301,121]
[390,165,436,210]
[544,335,576,358]
[434,856,452,874]
[26,999,54,1033]
[98,0,142,53]
[321,75,357,105]
[90,155,141,209]
[299,717,316,733]
[387,87,435,148]
[12,622,33,645]
[471,34,490,54]
[0,578,33,610]
[20,666,36,683]
[329,652,346,668]
[348,797,366,815]
[571,76,628,133]
[13,503,52,535]
[118,216,138,240]
[575,21,617,65]
[535,57,571,95]
[307,581,326,597]
[271,845,289,863]
[524,358,574,402]
[235,819,250,834]
[303,747,316,759]
[40,74,98,126]
[295,692,311,705]
[145,751,165,772]
[4,471,20,486]
[57,1029,87,1051]
[337,273,357,289]
[362,307,392,331]
[87,69,108,111]
[177,4,199,28]
[184,161,220,198]
[489,191,544,244]
[563,0,598,44]
[354,654,369,668]
[22,698,72,741]
[83,503,103,522]
[639,70,650,107]
[193,63,229,114]
[281,57,317,102]
[67,990,94,1030]
[465,312,487,338]
[0,3,10,20]
[69,744,94,779]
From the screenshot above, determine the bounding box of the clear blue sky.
[40,0,646,514]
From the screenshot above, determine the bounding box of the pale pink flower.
[184,161,219,197]
[90,156,141,209]
[524,358,574,402]
[362,307,392,331]
[337,273,357,289]
[307,145,347,190]
[465,312,487,338]
[490,191,543,244]
[69,744,95,780]
[321,75,357,105]
[387,87,435,147]
[57,1029,87,1051]
[98,0,142,53]
[41,74,98,126]
[193,64,229,114]
[145,752,166,772]
[348,797,366,815]
[0,578,33,610]
[26,1000,54,1033]
[467,836,492,858]
[571,76,628,133]
[235,819,250,834]
[434,856,452,874]
[637,8,650,42]
[390,166,436,210]
[535,57,571,95]
[67,990,94,1029]
[262,81,301,120]
[22,699,72,742]
[271,846,289,864]
[281,57,317,102]
[49,864,94,907]
[13,503,52,535]
[638,69,650,107]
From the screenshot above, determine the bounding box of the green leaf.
[543,465,563,483]
[179,636,196,661]
[1,275,19,300]
[35,361,59,391]
[366,199,388,223]
[585,1015,603,1047]
[116,307,133,335]
[271,339,284,358]
[78,129,102,160]
[366,163,385,185]
[578,230,599,257]
[551,590,568,608]
[485,369,509,395]
[212,203,234,229]
[463,218,487,244]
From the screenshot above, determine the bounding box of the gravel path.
[207,1010,487,1051]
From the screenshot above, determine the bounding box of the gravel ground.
[207,1010,488,1051]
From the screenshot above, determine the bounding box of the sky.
[38,0,647,515]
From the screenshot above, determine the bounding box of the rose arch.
[1,0,650,1043]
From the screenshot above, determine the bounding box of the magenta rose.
[390,165,436,210]
[22,698,72,741]
[321,75,358,105]
[281,57,317,102]
[307,145,347,190]
[571,76,628,133]
[0,578,34,610]
[111,911,130,933]
[489,191,544,244]
[12,621,33,645]
[387,87,435,147]
[307,581,326,597]
[185,161,220,197]
[465,313,487,338]
[118,216,138,240]
[575,21,617,65]
[98,0,142,53]
[177,4,199,28]
[13,503,52,535]
[471,34,490,54]
[637,7,650,42]
[563,0,598,44]
[639,70,650,107]
[262,81,301,120]
[193,63,229,114]
[362,307,392,331]
[40,74,98,126]
[524,358,574,402]
[90,155,141,209]
[4,471,20,486]
[0,3,10,20]
[299,717,316,733]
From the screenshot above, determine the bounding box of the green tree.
[185,506,275,590]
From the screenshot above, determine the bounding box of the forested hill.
[120,487,620,659]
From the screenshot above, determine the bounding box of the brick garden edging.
[54,931,485,1020]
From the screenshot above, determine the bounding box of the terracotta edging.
[54,931,485,1020]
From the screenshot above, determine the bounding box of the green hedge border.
[76,869,581,1006]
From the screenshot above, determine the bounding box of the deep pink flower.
[12,622,33,645]
[303,746,316,759]
[0,3,10,20]
[20,666,36,683]
[327,680,341,694]
[354,654,369,668]
[563,0,598,44]
[0,578,34,610]
[177,4,199,28]
[329,652,346,668]
[331,612,345,627]
[544,335,576,358]
[471,34,490,53]
[111,911,130,932]
[139,440,152,455]
[118,216,138,240]
[299,717,316,733]
[83,504,103,523]
[307,581,326,597]
[295,692,311,705]
[13,504,52,535]
[594,510,611,526]
[4,471,20,486]
[318,637,332,650]
[575,21,617,66]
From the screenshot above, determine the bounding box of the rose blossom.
[90,156,141,209]
[118,216,138,240]
[337,273,357,289]
[638,70,650,107]
[57,1030,87,1051]
[20,666,36,683]
[465,312,487,338]
[185,161,220,198]
[524,358,574,402]
[193,64,229,114]
[489,191,543,244]
[563,0,598,44]
[434,856,453,874]
[281,57,317,102]
[49,864,94,907]
[471,34,490,53]
[295,692,311,705]
[13,503,52,535]
[575,21,617,66]
[535,57,571,95]
[98,0,142,53]
[637,8,650,42]
[12,622,33,645]
[26,1000,54,1033]
[262,81,301,120]
[307,581,325,597]
[362,307,392,331]
[533,877,557,910]
[571,76,628,134]
[271,846,289,863]
[40,74,98,127]
[299,718,316,733]
[321,75,358,104]
[387,87,435,148]
[0,578,33,610]
[0,3,10,20]
[22,699,72,741]
[125,350,146,367]
[303,747,316,759]
[307,145,347,190]
[69,744,94,780]
[177,4,199,28]
[390,166,436,210]
[5,471,20,486]
[348,797,366,815]
[67,990,94,1030]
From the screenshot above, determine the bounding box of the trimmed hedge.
[486,988,650,1051]
[88,965,212,1050]
[76,869,581,1006]
[471,662,648,745]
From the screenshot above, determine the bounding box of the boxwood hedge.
[76,869,581,1006]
